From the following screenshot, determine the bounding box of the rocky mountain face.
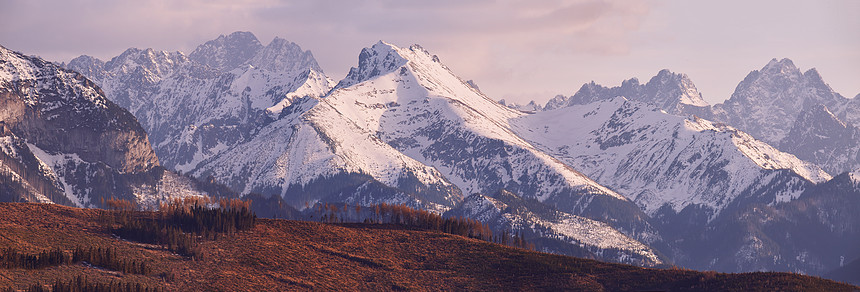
[504,57,860,276]
[66,31,333,173]
[512,97,828,219]
[695,170,860,275]
[0,44,203,208]
[511,59,860,175]
[712,58,846,145]
[779,104,860,175]
[711,58,860,174]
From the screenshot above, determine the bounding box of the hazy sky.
[1,0,858,105]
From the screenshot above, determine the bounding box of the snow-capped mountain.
[0,44,203,207]
[66,32,334,172]
[779,104,860,175]
[446,190,663,266]
[192,41,655,239]
[320,42,657,234]
[507,93,860,275]
[539,69,712,118]
[188,31,264,72]
[712,58,847,145]
[511,97,829,219]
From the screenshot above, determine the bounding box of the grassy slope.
[0,203,856,291]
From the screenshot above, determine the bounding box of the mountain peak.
[246,37,322,74]
[544,69,707,113]
[189,31,263,72]
[644,69,708,108]
[762,58,799,73]
[334,41,409,89]
[717,57,846,144]
[66,55,105,80]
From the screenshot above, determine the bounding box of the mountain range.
[0,31,856,280]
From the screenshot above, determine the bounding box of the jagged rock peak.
[66,55,105,80]
[189,31,264,72]
[247,37,323,74]
[762,58,800,74]
[335,41,410,89]
[716,57,846,144]
[103,47,189,78]
[645,69,708,108]
[542,69,708,114]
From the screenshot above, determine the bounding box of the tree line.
[313,202,533,250]
[107,197,256,258]
[0,246,149,275]
[9,276,163,292]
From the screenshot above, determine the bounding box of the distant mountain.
[66,31,334,173]
[498,99,543,112]
[0,44,202,208]
[538,69,712,118]
[509,97,850,273]
[512,97,828,219]
[710,58,860,175]
[712,58,847,145]
[779,104,860,174]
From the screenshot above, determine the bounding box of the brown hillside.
[0,203,856,291]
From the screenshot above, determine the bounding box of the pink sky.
[1,0,857,105]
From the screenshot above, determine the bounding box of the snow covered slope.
[511,97,830,218]
[447,190,662,266]
[325,42,620,200]
[66,32,334,172]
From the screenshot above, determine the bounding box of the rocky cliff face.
[0,44,206,208]
[1,44,158,174]
[779,104,860,175]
